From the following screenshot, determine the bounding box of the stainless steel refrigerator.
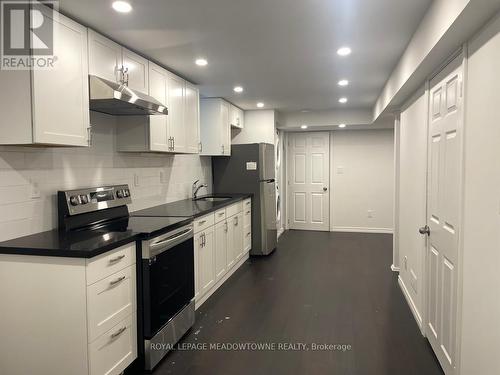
[212,143,277,255]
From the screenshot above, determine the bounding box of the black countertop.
[131,194,252,218]
[0,194,251,259]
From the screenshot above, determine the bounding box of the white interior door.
[426,54,463,375]
[288,132,330,231]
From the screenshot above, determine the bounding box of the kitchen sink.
[194,196,232,202]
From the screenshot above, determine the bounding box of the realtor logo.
[1,0,58,70]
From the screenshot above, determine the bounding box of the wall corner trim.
[398,276,424,334]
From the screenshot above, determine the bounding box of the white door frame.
[423,47,467,375]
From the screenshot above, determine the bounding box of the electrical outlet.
[30,179,40,199]
[367,210,374,218]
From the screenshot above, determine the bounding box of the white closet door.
[426,54,464,375]
[288,132,330,231]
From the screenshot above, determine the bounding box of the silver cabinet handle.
[246,211,250,214]
[419,225,430,236]
[199,142,203,152]
[218,212,225,216]
[224,222,228,232]
[323,187,328,192]
[150,228,193,250]
[234,216,238,226]
[123,67,129,86]
[109,254,125,263]
[111,326,127,339]
[221,144,225,154]
[198,220,206,225]
[110,275,126,286]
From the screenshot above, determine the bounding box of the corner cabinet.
[200,98,232,156]
[230,104,245,129]
[0,11,90,147]
[0,244,138,375]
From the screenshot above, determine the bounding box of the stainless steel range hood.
[89,75,168,116]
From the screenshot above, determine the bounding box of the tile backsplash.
[0,112,212,242]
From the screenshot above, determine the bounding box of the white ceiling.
[60,0,432,112]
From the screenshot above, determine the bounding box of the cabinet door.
[88,29,122,83]
[226,217,236,269]
[238,107,245,129]
[234,213,244,261]
[185,82,200,154]
[220,101,231,155]
[148,63,170,152]
[168,74,187,153]
[198,228,216,298]
[230,105,243,129]
[122,48,149,94]
[214,221,228,281]
[32,12,89,146]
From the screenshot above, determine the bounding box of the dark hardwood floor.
[148,230,443,375]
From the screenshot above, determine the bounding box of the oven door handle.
[149,228,193,255]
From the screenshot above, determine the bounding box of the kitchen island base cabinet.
[194,199,251,309]
[0,244,137,375]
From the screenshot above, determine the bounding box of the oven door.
[142,225,194,339]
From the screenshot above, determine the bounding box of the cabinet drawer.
[88,313,137,375]
[243,198,252,209]
[214,208,226,224]
[194,213,215,233]
[243,207,252,227]
[244,225,252,252]
[87,265,136,343]
[86,244,135,285]
[226,202,243,218]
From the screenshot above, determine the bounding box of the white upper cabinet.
[200,98,231,156]
[185,82,201,154]
[148,63,170,152]
[88,30,122,83]
[168,73,187,153]
[0,10,90,147]
[230,104,244,129]
[88,30,149,94]
[122,49,149,94]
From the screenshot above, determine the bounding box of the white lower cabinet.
[0,243,137,375]
[194,199,251,308]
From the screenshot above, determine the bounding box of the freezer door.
[260,180,277,254]
[259,143,275,181]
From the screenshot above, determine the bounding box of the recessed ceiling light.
[112,1,132,13]
[338,79,349,86]
[338,97,348,104]
[257,102,265,108]
[300,125,308,129]
[233,86,244,93]
[338,123,346,128]
[337,47,352,56]
[195,58,208,66]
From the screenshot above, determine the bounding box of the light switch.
[246,162,257,170]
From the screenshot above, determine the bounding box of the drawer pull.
[198,220,206,225]
[246,232,251,237]
[245,201,251,205]
[109,275,126,286]
[110,326,127,339]
[218,212,224,216]
[246,211,250,214]
[109,254,125,263]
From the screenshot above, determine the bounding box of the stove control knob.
[116,190,124,199]
[80,195,89,204]
[69,196,80,206]
[124,189,130,197]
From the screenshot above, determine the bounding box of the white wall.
[331,129,394,233]
[232,110,276,145]
[397,87,428,329]
[0,112,212,242]
[459,13,500,375]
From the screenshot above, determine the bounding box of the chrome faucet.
[192,180,208,199]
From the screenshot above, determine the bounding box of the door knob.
[419,225,430,236]
[323,187,328,192]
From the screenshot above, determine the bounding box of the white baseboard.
[391,264,400,272]
[331,226,394,234]
[195,252,250,310]
[398,276,423,332]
